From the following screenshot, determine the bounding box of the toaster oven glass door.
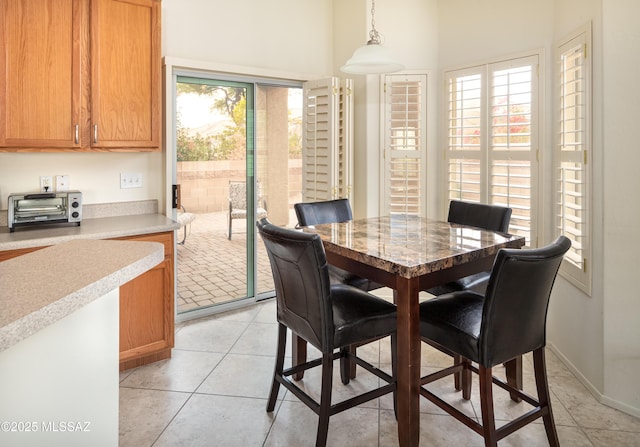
[14,197,67,222]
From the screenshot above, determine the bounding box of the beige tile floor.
[119,294,640,447]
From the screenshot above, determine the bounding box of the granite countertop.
[0,213,180,251]
[0,238,165,352]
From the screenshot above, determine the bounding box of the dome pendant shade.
[340,41,404,74]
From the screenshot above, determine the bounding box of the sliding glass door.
[172,72,301,320]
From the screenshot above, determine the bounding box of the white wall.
[547,0,606,403]
[601,0,640,415]
[0,152,163,211]
[162,0,333,76]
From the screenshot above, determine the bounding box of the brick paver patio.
[176,210,288,314]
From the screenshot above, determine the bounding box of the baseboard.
[547,342,640,419]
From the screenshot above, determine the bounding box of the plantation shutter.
[488,56,538,244]
[556,26,591,294]
[337,79,354,200]
[445,55,539,245]
[382,74,427,216]
[446,69,484,205]
[302,78,353,202]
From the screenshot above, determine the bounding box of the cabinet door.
[119,257,173,364]
[0,0,84,149]
[90,0,160,150]
[115,231,174,370]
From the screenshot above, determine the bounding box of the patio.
[175,210,291,314]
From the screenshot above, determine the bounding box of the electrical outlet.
[120,173,143,189]
[56,175,70,191]
[40,176,53,193]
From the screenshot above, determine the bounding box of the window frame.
[443,51,542,246]
[554,23,593,295]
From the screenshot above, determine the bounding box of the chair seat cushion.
[230,208,267,219]
[177,212,196,226]
[426,271,491,296]
[419,291,484,363]
[328,265,383,292]
[331,284,396,348]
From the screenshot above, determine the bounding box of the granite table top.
[0,238,165,352]
[304,215,526,279]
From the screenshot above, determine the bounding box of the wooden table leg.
[292,334,307,381]
[395,279,421,447]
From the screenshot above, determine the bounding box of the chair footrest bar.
[496,407,548,440]
[419,386,484,436]
[465,363,541,407]
[420,364,463,386]
[278,351,396,418]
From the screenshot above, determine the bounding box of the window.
[445,55,540,245]
[381,73,428,216]
[555,24,592,294]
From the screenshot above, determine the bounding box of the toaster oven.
[7,191,83,232]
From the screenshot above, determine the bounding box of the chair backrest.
[479,236,571,367]
[256,218,333,351]
[447,200,512,233]
[229,181,264,210]
[229,181,247,209]
[294,199,353,227]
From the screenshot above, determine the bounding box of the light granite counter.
[0,213,179,252]
[0,238,165,352]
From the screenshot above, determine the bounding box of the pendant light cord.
[368,0,381,45]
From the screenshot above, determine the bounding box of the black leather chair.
[294,199,381,292]
[426,200,514,394]
[418,236,571,447]
[257,218,397,447]
[294,199,384,380]
[427,200,512,296]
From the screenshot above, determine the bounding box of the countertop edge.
[0,239,165,353]
[0,214,180,252]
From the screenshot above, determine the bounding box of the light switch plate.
[56,175,70,191]
[120,173,143,189]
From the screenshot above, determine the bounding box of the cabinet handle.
[93,124,98,144]
[74,124,79,144]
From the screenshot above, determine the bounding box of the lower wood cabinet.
[112,232,174,371]
[0,230,175,371]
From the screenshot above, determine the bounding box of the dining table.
[300,214,526,447]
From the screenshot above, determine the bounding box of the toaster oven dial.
[72,201,80,208]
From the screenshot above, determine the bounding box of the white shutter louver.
[447,72,482,204]
[489,61,537,244]
[383,74,427,216]
[556,25,591,294]
[338,79,354,201]
[302,78,353,202]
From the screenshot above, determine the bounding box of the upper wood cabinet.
[0,0,161,152]
[0,0,83,149]
[91,0,160,150]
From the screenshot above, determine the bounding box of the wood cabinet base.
[119,347,172,372]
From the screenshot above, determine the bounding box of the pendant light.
[340,0,404,75]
